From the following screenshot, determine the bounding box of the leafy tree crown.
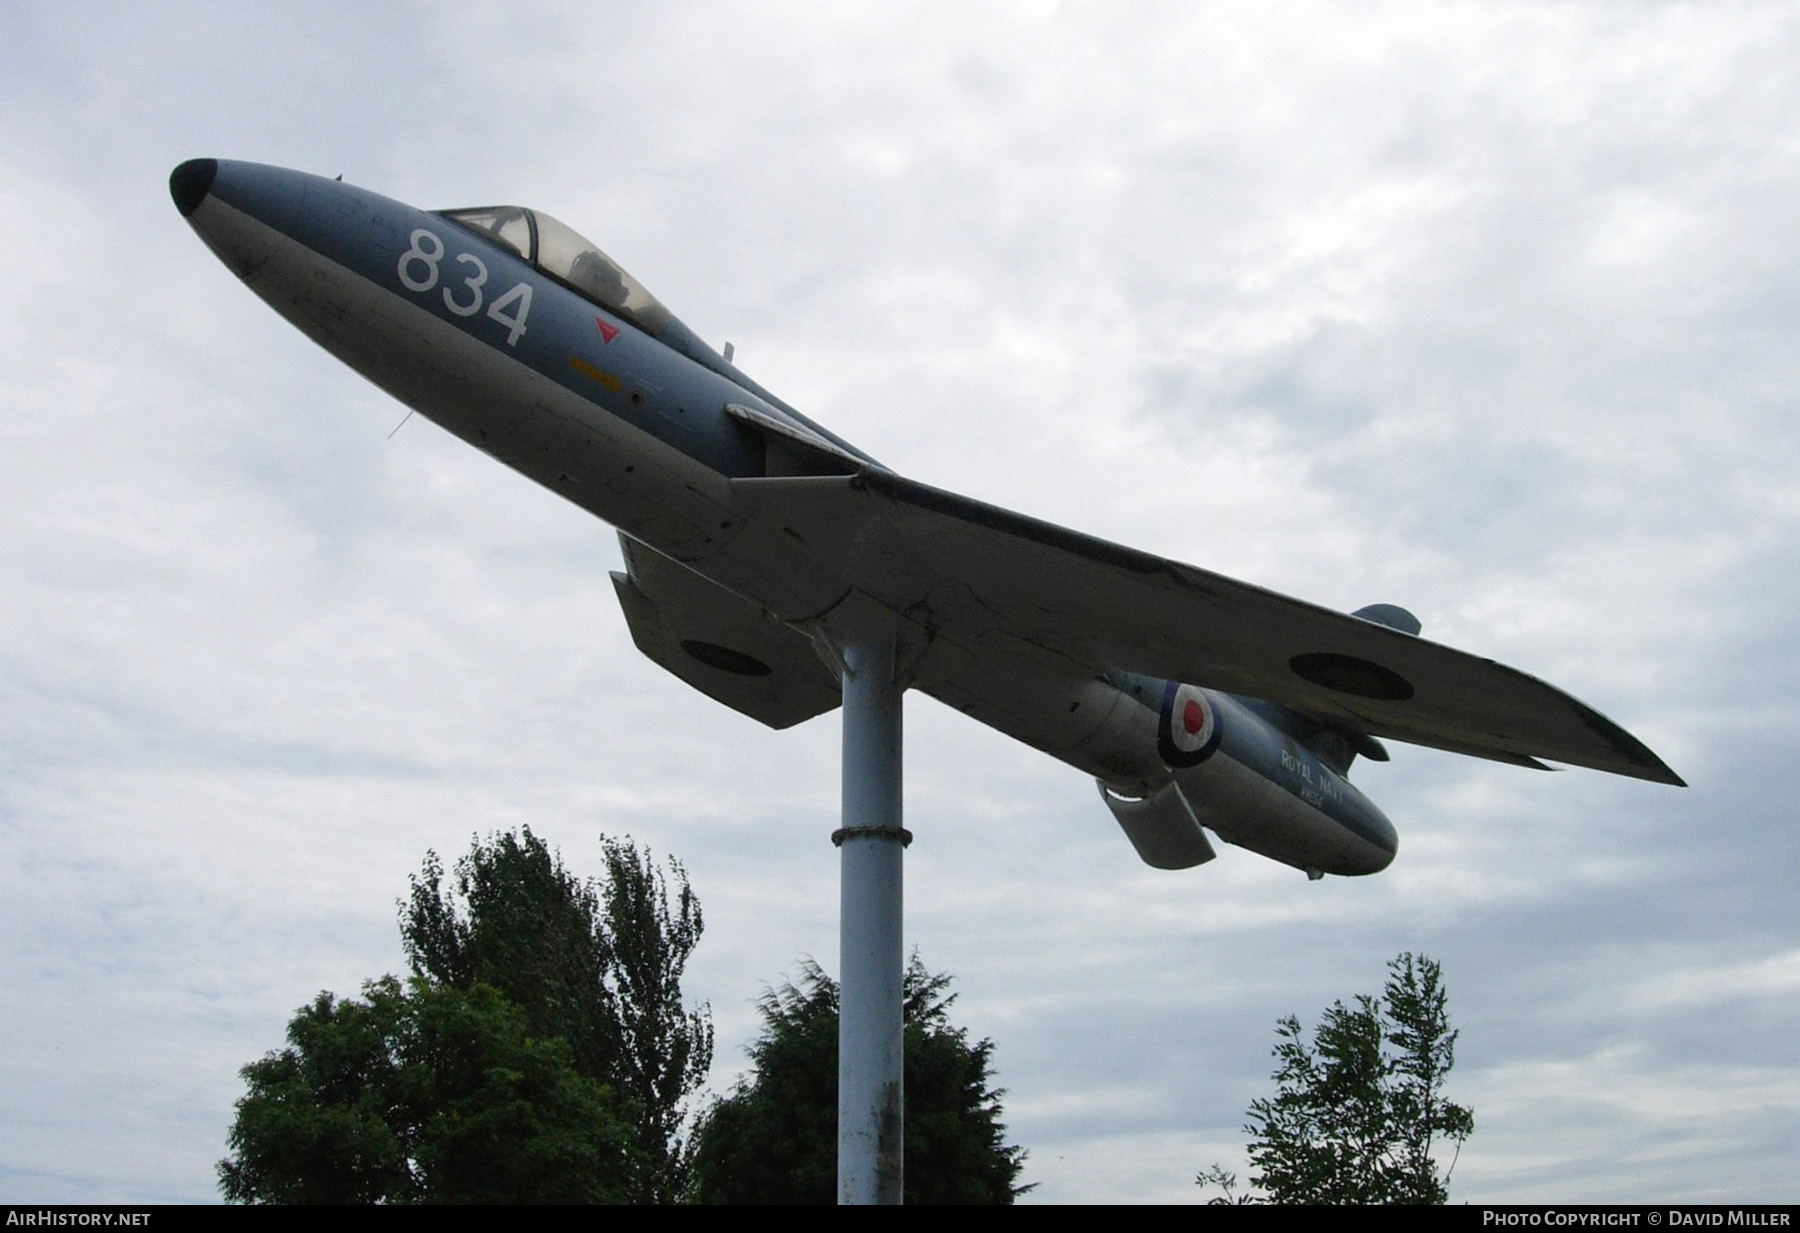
[222,829,711,1204]
[688,956,1030,1204]
[1201,952,1473,1205]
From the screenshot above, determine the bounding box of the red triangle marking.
[595,318,619,344]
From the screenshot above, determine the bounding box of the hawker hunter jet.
[171,158,1682,885]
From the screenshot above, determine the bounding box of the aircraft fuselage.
[175,158,1398,878]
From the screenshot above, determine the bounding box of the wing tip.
[1561,694,1686,787]
[1639,761,1688,788]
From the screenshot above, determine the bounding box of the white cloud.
[0,0,1794,1204]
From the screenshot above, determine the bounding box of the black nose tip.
[170,159,217,217]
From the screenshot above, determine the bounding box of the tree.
[400,829,713,1202]
[688,957,1029,1204]
[595,836,714,1203]
[402,831,619,1083]
[218,977,631,1204]
[1199,952,1473,1205]
[221,828,712,1204]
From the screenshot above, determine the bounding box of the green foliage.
[400,829,713,1202]
[1200,953,1473,1205]
[402,831,619,1083]
[1194,1164,1255,1205]
[688,957,1028,1205]
[218,978,630,1204]
[596,836,714,1203]
[688,961,840,1204]
[221,828,712,1204]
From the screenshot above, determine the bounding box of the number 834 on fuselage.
[171,158,1683,883]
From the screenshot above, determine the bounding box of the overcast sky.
[2,0,1796,1204]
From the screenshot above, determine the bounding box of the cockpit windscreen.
[441,206,672,336]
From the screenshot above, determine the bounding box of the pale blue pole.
[835,635,907,1205]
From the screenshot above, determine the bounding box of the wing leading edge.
[727,471,1683,786]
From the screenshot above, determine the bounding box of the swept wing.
[724,470,1682,785]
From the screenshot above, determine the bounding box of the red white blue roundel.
[1158,681,1222,768]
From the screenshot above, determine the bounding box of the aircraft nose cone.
[169,158,217,217]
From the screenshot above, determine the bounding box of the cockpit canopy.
[440,205,673,336]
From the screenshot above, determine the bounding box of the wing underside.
[611,533,841,730]
[723,471,1682,785]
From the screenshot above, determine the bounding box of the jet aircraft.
[172,158,1682,1202]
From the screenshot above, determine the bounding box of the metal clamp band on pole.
[832,826,913,847]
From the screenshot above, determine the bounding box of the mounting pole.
[834,631,907,1205]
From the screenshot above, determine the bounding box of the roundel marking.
[1288,652,1414,701]
[1159,681,1223,768]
